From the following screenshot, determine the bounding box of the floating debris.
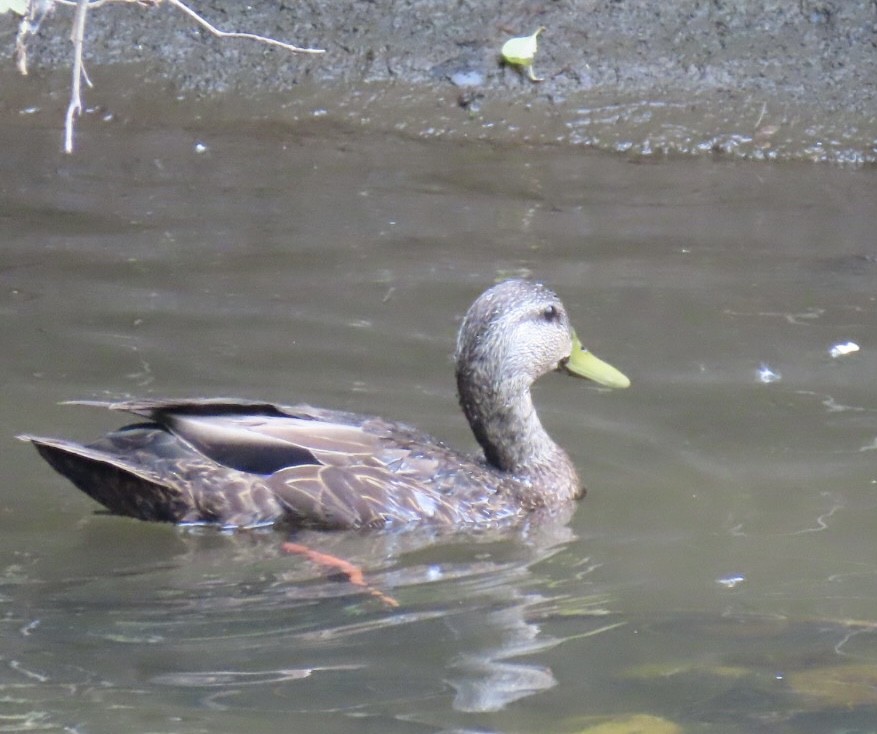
[501,27,546,82]
[829,341,859,358]
[193,141,208,154]
[716,574,746,589]
[757,363,782,383]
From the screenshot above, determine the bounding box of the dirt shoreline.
[2,1,876,164]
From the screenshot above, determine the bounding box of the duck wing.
[33,399,489,528]
[265,463,478,528]
[77,398,438,473]
[20,430,214,523]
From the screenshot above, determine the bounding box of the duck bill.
[562,331,630,389]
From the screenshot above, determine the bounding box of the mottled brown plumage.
[18,280,629,529]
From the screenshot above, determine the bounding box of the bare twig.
[15,0,57,75]
[16,0,326,153]
[50,0,326,53]
[14,14,30,74]
[64,0,91,153]
[164,0,325,55]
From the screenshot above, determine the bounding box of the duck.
[18,279,629,529]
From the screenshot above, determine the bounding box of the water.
[2,85,877,733]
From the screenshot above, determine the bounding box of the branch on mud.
[164,0,325,55]
[10,0,326,154]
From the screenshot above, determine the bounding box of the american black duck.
[18,279,629,529]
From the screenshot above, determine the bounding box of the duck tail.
[17,434,189,522]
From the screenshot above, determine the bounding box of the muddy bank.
[2,1,876,163]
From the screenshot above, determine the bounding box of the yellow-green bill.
[564,332,630,388]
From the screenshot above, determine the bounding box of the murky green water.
[2,87,877,733]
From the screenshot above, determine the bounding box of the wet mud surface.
[1,0,876,163]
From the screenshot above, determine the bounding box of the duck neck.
[457,371,579,498]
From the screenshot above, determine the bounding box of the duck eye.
[542,304,560,322]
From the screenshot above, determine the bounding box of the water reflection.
[0,506,615,730]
